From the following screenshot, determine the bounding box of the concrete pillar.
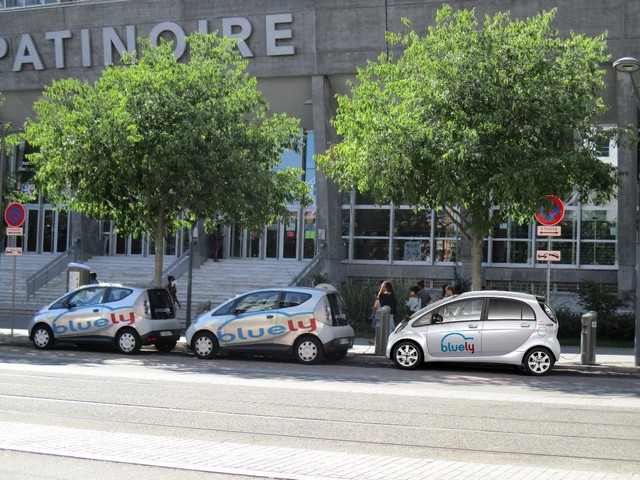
[615,71,638,295]
[311,75,345,285]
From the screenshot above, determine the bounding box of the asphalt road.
[0,343,638,479]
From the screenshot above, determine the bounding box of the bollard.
[580,311,597,365]
[374,306,391,356]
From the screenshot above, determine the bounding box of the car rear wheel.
[523,347,554,376]
[155,340,177,352]
[115,328,141,355]
[392,341,423,370]
[192,331,219,359]
[294,336,323,364]
[32,324,54,350]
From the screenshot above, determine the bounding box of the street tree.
[318,6,627,290]
[24,33,307,286]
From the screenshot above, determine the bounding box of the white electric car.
[387,290,560,375]
[28,284,181,354]
[186,285,355,364]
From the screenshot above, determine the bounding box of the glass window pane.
[395,209,431,237]
[435,212,458,237]
[580,242,616,266]
[581,210,616,240]
[434,239,458,262]
[492,240,531,264]
[354,209,389,236]
[354,238,389,260]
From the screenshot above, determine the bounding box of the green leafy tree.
[24,33,307,286]
[318,6,628,290]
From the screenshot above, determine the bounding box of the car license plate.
[160,331,173,337]
[338,338,349,345]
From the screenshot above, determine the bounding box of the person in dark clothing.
[416,280,431,308]
[166,275,181,309]
[377,280,397,327]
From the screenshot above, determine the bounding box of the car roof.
[448,290,543,302]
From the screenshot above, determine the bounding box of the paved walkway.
[0,421,636,480]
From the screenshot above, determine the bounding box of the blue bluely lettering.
[268,325,286,336]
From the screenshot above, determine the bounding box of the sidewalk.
[2,328,638,375]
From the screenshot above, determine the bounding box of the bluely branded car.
[387,290,560,375]
[186,284,355,364]
[28,284,181,354]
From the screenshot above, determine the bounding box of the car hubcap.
[119,333,136,352]
[195,336,213,357]
[34,329,49,348]
[298,341,317,362]
[528,351,551,373]
[396,345,418,366]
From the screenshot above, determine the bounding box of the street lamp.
[613,56,640,367]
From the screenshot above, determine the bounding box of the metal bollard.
[374,306,391,356]
[580,311,597,365]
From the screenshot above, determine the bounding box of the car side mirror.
[431,313,443,324]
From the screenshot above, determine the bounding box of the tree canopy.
[24,33,307,286]
[318,6,625,290]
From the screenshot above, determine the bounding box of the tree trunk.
[470,231,484,291]
[153,222,165,287]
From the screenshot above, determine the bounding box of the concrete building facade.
[0,0,639,295]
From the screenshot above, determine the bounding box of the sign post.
[535,196,565,302]
[4,202,25,336]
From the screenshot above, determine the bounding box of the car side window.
[105,288,132,303]
[487,299,535,321]
[281,292,311,308]
[435,299,484,323]
[233,291,280,314]
[67,287,107,307]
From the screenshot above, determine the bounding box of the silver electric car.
[387,290,560,375]
[28,284,180,354]
[186,284,355,364]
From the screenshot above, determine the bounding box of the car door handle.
[266,315,274,319]
[521,323,531,328]
[93,309,100,313]
[467,323,479,329]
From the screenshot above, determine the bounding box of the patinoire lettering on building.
[0,0,638,302]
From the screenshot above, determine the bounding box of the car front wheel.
[294,336,323,364]
[523,347,555,376]
[32,324,54,350]
[392,341,423,370]
[192,331,219,359]
[115,328,141,355]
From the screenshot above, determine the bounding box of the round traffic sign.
[535,195,565,226]
[5,202,26,227]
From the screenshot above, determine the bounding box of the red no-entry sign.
[4,202,26,227]
[535,196,565,226]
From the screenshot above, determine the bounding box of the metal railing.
[290,253,325,287]
[26,244,90,300]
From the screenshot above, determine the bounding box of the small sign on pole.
[6,227,23,236]
[537,225,561,237]
[5,247,22,256]
[536,250,561,262]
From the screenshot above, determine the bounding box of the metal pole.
[546,236,551,303]
[11,255,16,336]
[185,226,195,329]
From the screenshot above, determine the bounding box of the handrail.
[162,244,206,281]
[26,244,91,300]
[290,253,324,287]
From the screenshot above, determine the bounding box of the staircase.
[0,253,308,327]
